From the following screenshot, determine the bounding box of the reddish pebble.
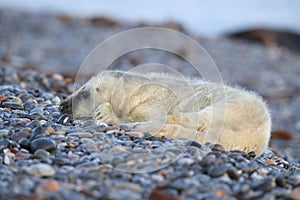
[148,188,179,200]
[42,180,59,192]
[159,169,168,176]
[271,130,293,140]
[126,131,144,139]
[290,187,300,200]
[265,159,276,165]
[214,189,227,197]
[44,127,55,135]
[0,96,7,102]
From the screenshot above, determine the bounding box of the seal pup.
[60,70,271,155]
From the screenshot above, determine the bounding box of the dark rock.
[30,138,57,153]
[226,167,240,181]
[186,140,202,148]
[246,151,256,160]
[18,138,31,149]
[251,178,275,192]
[57,114,71,125]
[211,144,226,152]
[29,126,44,141]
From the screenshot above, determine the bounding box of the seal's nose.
[59,99,72,114]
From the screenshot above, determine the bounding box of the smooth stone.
[0,95,7,102]
[0,129,9,137]
[1,102,24,110]
[211,144,226,152]
[11,131,31,141]
[251,178,275,192]
[243,191,264,199]
[208,165,228,177]
[30,107,43,115]
[132,137,144,144]
[289,187,300,200]
[178,157,195,165]
[12,97,22,104]
[29,126,44,141]
[143,132,152,138]
[26,120,41,128]
[246,151,256,160]
[19,93,33,102]
[126,132,144,138]
[40,179,60,192]
[34,149,51,159]
[68,132,93,138]
[85,124,108,132]
[30,138,57,152]
[0,139,10,149]
[226,167,240,181]
[57,114,71,125]
[23,102,37,111]
[118,135,130,141]
[25,163,55,177]
[18,138,31,149]
[51,111,60,118]
[186,140,202,148]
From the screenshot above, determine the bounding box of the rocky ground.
[1,8,300,200]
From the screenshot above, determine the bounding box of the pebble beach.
[1,9,300,200]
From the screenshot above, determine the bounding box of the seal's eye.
[78,90,90,99]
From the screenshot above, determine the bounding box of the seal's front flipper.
[93,102,116,125]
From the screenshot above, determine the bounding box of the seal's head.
[59,71,122,119]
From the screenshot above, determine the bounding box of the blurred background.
[1,0,300,161]
[1,0,300,37]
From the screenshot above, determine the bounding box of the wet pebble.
[57,114,71,125]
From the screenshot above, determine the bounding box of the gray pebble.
[34,148,50,159]
[1,102,24,110]
[208,165,228,177]
[30,138,57,152]
[25,163,55,177]
[0,129,9,137]
[11,131,31,141]
[251,177,276,192]
[68,132,93,138]
[18,138,31,149]
[26,120,41,128]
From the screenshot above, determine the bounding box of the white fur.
[63,70,271,156]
